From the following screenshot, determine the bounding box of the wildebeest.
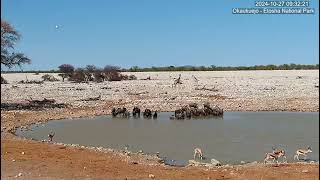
[132,107,141,117]
[112,107,130,118]
[153,111,158,119]
[173,103,223,120]
[143,109,152,118]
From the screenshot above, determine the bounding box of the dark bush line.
[127,64,319,72]
[1,76,8,84]
[58,64,137,83]
[1,63,318,74]
[1,102,67,111]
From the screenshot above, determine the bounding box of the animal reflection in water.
[294,146,313,161]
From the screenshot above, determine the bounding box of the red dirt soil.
[1,138,319,180]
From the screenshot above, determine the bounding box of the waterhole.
[16,112,319,166]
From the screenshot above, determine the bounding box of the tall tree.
[1,19,31,68]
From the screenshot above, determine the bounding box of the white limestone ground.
[1,70,319,112]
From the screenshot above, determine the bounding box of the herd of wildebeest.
[111,102,224,119]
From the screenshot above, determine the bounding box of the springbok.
[272,147,287,162]
[294,146,312,161]
[48,131,55,141]
[194,148,204,160]
[264,149,286,164]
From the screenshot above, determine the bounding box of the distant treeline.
[1,63,319,73]
[127,64,319,72]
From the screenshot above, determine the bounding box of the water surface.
[16,112,319,165]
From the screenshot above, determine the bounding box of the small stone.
[12,159,16,162]
[15,172,23,177]
[302,170,308,173]
[211,158,221,166]
[148,174,155,179]
[21,152,25,155]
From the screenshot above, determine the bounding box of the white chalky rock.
[148,174,155,179]
[15,173,23,177]
[211,158,221,166]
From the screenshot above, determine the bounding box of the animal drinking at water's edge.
[143,109,152,118]
[48,131,55,141]
[153,111,158,119]
[112,107,130,118]
[173,103,223,120]
[294,146,312,161]
[132,107,141,118]
[194,148,204,160]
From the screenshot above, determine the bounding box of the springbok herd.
[193,146,313,164]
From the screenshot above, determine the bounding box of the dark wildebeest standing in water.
[132,107,141,118]
[112,107,130,118]
[153,111,158,119]
[143,109,152,118]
